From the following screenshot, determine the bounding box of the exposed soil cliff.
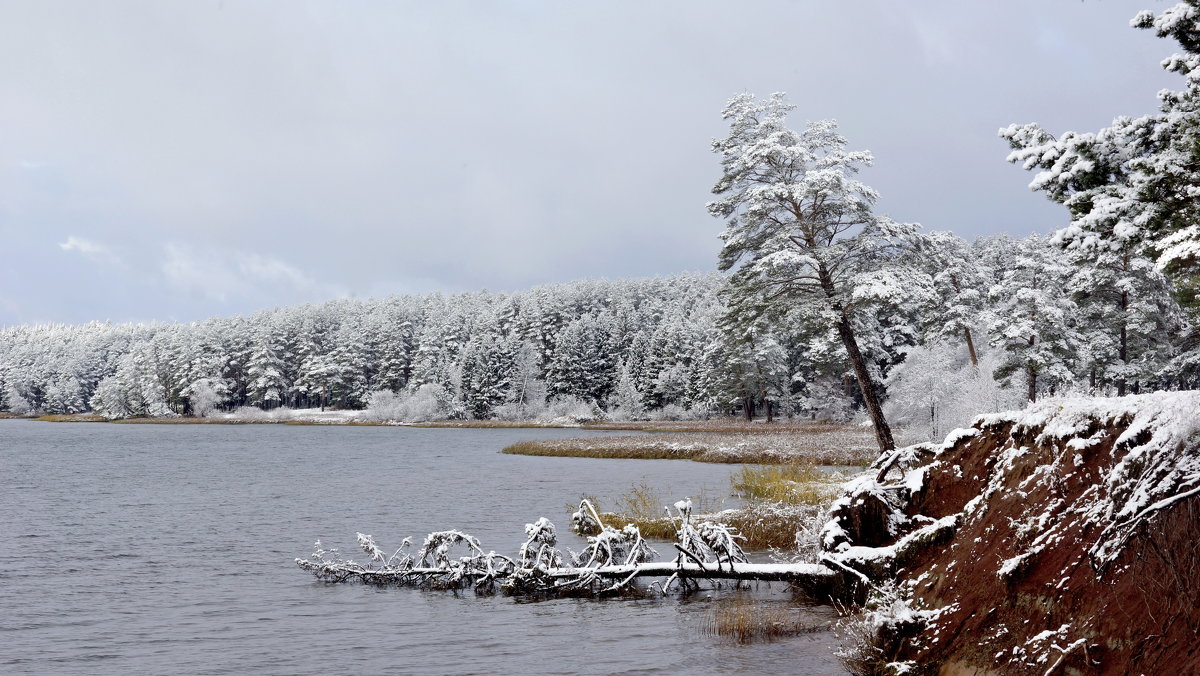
[823,392,1200,674]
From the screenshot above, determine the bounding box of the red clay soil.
[840,396,1200,674]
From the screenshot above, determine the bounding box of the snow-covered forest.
[1,227,1195,436]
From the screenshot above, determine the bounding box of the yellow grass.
[702,597,829,643]
[502,425,877,466]
[33,413,108,422]
[731,464,840,504]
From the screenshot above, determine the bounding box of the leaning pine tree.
[707,92,919,454]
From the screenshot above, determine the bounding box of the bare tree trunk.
[1026,333,1037,402]
[1118,286,1129,397]
[819,267,894,454]
[836,313,895,454]
[950,274,979,368]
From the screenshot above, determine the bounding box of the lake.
[0,420,846,675]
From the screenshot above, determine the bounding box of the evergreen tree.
[988,236,1081,401]
[708,92,919,453]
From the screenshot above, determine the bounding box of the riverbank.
[825,392,1200,674]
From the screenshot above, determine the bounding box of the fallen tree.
[296,499,844,597]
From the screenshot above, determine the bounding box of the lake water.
[0,420,846,675]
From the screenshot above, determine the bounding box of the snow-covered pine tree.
[988,235,1082,401]
[1066,245,1183,394]
[1001,2,1200,318]
[246,320,288,409]
[607,360,646,420]
[920,232,991,367]
[708,92,919,453]
[546,313,617,404]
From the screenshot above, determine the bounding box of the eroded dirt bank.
[823,392,1200,674]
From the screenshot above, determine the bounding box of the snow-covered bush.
[4,383,32,415]
[362,384,450,423]
[835,581,932,676]
[184,378,226,417]
[647,403,705,421]
[884,343,1022,442]
[543,394,598,423]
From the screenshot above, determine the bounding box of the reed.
[702,597,828,643]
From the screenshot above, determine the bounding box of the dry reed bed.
[504,426,877,466]
[702,597,831,643]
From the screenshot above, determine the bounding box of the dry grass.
[33,413,108,423]
[585,419,855,434]
[719,503,827,550]
[731,464,841,504]
[503,425,877,466]
[573,482,725,539]
[702,597,829,643]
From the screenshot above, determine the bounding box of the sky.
[0,0,1184,326]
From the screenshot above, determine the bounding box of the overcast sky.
[0,0,1182,326]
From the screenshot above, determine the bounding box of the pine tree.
[546,313,617,403]
[708,92,919,452]
[988,236,1081,401]
[1001,2,1200,316]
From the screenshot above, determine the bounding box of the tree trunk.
[1118,288,1129,397]
[951,274,979,368]
[1026,333,1037,402]
[835,313,895,454]
[818,266,894,455]
[743,396,753,421]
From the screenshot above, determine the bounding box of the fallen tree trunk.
[296,500,849,597]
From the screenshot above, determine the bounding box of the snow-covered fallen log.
[296,500,842,596]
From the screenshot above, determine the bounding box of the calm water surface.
[0,420,845,675]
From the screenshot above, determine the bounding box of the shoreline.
[15,413,881,466]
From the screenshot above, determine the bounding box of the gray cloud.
[0,0,1182,324]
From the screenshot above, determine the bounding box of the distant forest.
[2,230,1196,439]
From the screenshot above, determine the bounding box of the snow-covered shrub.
[4,383,32,415]
[884,343,1022,442]
[184,378,226,417]
[362,389,404,421]
[648,404,704,421]
[835,581,932,676]
[362,384,450,423]
[491,385,549,421]
[406,384,451,421]
[543,395,598,423]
